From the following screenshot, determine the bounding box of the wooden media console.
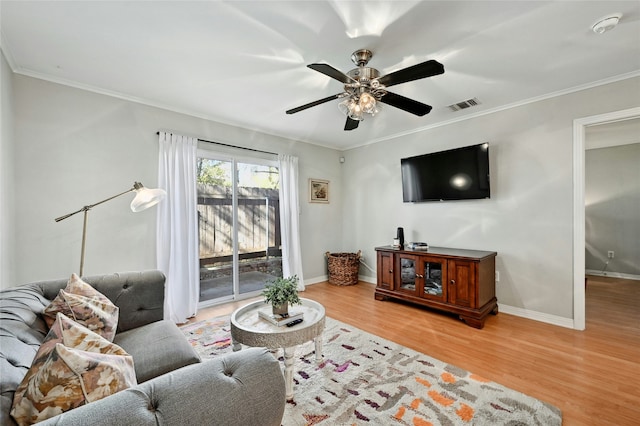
[375,246,498,328]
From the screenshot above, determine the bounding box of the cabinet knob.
[416,274,424,278]
[450,279,456,285]
[389,270,393,273]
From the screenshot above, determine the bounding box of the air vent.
[448,98,481,112]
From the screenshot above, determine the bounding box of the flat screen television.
[401,143,490,202]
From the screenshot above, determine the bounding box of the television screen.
[401,143,490,202]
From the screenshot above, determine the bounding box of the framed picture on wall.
[309,179,329,203]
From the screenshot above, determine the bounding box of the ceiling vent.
[448,98,481,112]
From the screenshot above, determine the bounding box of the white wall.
[585,143,640,277]
[1,51,16,289]
[10,74,343,285]
[342,77,640,321]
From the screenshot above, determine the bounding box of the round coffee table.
[230,298,325,400]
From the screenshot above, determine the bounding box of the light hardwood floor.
[194,275,640,425]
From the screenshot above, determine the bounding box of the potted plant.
[261,275,302,316]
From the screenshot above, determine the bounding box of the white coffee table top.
[230,298,325,349]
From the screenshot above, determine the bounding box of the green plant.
[261,276,301,308]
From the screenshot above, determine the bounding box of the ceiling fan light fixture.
[338,98,364,121]
[337,98,352,116]
[349,101,364,121]
[338,89,381,121]
[359,92,377,114]
[592,13,622,34]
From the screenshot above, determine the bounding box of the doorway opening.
[572,106,640,330]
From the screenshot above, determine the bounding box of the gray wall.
[1,52,16,289]
[342,77,640,320]
[7,73,343,286]
[585,143,640,277]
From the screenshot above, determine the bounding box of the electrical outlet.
[495,271,500,282]
[608,251,615,259]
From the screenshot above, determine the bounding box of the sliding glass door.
[197,151,282,306]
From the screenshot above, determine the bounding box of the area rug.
[180,316,562,425]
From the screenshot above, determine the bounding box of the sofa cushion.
[10,314,136,425]
[114,320,200,383]
[12,344,136,426]
[43,274,119,341]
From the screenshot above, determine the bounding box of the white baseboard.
[585,270,640,281]
[499,304,575,329]
[359,275,376,284]
[304,274,376,286]
[303,275,328,286]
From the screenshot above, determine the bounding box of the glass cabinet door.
[396,254,447,301]
[397,255,418,294]
[422,261,443,297]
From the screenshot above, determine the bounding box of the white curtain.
[157,132,199,323]
[278,154,305,291]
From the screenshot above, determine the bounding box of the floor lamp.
[55,182,166,276]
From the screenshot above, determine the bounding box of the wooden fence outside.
[197,184,281,267]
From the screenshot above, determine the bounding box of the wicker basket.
[326,250,361,286]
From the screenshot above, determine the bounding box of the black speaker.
[396,227,404,246]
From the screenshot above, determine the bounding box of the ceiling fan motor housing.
[345,67,386,103]
[347,67,380,84]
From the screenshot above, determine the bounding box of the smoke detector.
[592,13,622,34]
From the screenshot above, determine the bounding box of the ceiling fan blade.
[379,92,433,116]
[377,59,444,87]
[286,94,343,114]
[308,63,357,84]
[344,117,360,131]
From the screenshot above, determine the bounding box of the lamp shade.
[130,183,166,212]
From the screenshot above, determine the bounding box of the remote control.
[286,318,303,327]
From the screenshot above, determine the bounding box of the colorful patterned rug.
[180,316,561,425]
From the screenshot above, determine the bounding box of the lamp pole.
[55,182,164,276]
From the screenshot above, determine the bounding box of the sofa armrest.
[37,270,166,331]
[39,348,286,426]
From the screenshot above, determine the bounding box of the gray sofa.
[0,270,286,425]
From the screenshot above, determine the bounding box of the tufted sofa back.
[0,270,165,426]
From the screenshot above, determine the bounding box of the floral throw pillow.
[10,313,136,426]
[43,273,119,341]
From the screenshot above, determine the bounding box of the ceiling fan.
[286,49,444,131]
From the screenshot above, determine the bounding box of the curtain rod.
[156,132,278,156]
[199,138,278,156]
